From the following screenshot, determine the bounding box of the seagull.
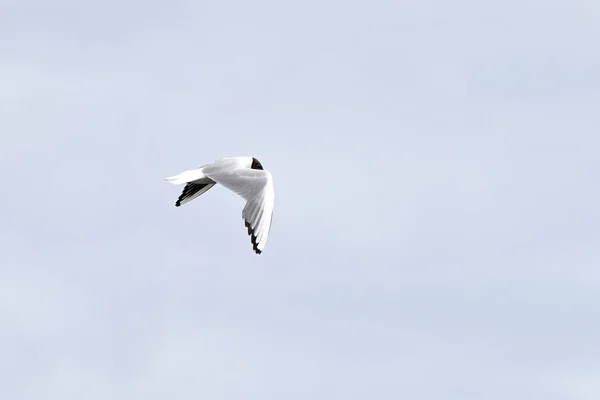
[166,157,275,254]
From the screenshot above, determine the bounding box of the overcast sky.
[1,0,599,399]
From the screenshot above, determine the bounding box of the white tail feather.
[165,168,206,185]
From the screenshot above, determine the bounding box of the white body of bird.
[166,157,275,254]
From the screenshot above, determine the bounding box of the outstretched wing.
[241,180,275,254]
[175,180,216,207]
[202,162,275,254]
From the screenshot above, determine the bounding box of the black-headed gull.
[166,157,275,255]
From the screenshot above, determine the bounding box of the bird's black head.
[251,157,264,170]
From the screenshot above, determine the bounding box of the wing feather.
[202,160,275,254]
[176,180,216,207]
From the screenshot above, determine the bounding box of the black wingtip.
[175,182,211,208]
[244,220,262,254]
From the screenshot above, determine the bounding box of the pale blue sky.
[1,0,599,398]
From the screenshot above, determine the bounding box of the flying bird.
[166,157,275,254]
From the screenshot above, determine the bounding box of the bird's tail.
[165,168,206,185]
